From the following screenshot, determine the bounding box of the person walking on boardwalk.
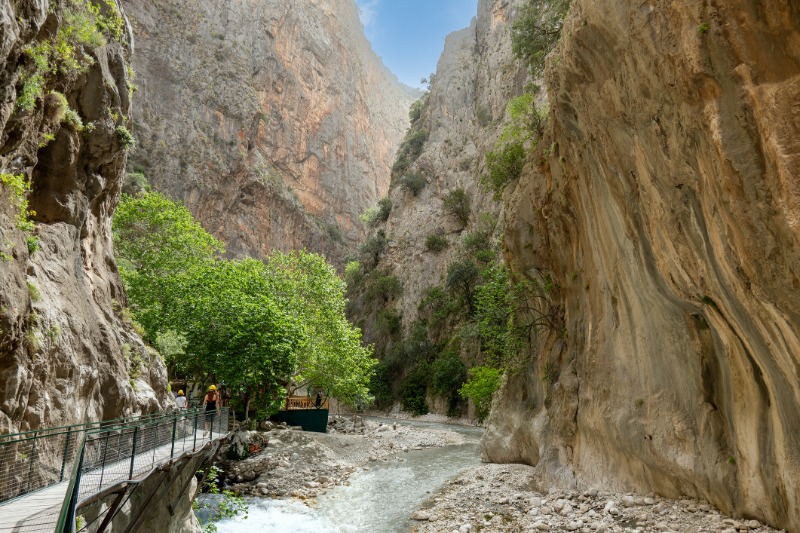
[176,390,187,409]
[203,385,219,436]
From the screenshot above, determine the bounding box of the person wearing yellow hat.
[176,390,187,409]
[203,385,219,436]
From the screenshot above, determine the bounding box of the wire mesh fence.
[0,408,229,533]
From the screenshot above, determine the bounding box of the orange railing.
[286,396,329,410]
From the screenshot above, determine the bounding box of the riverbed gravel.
[410,463,783,533]
[217,415,466,501]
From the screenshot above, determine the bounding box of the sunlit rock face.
[351,0,527,346]
[0,0,168,434]
[488,1,800,531]
[122,0,414,262]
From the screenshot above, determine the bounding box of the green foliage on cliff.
[511,0,572,76]
[113,192,375,411]
[425,233,448,252]
[459,366,501,422]
[442,188,471,228]
[1,173,36,232]
[16,0,126,112]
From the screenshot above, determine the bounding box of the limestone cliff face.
[0,0,168,434]
[366,0,526,334]
[122,0,413,261]
[487,1,800,531]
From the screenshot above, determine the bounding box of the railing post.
[129,427,139,479]
[59,427,72,482]
[170,416,177,459]
[98,433,110,489]
[26,431,38,493]
[192,411,199,451]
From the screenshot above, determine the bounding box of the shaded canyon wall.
[487,1,800,531]
[0,0,169,434]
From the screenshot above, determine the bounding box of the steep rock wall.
[122,0,413,261]
[488,1,800,531]
[360,0,527,336]
[0,0,168,434]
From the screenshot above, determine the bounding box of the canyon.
[1,0,799,531]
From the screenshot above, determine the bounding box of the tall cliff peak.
[122,0,414,262]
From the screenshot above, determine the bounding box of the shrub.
[404,130,428,159]
[344,260,363,286]
[442,188,471,228]
[366,272,402,304]
[425,234,448,252]
[431,351,467,395]
[376,308,402,337]
[481,142,525,199]
[16,0,126,112]
[26,236,40,254]
[359,230,387,267]
[116,125,135,149]
[1,173,35,232]
[401,172,426,196]
[400,364,430,415]
[446,260,480,315]
[511,0,572,76]
[360,198,392,226]
[409,99,425,124]
[459,366,502,422]
[369,362,394,408]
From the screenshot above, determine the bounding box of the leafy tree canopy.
[113,192,375,413]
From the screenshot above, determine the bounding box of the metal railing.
[57,407,228,532]
[0,409,200,505]
[0,408,228,532]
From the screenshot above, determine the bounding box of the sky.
[356,0,479,89]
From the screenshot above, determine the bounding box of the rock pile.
[411,464,781,533]
[217,417,465,502]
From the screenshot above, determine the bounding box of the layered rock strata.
[122,0,413,261]
[487,1,800,531]
[0,0,168,434]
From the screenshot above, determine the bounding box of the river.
[212,418,483,532]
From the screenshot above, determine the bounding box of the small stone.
[565,522,580,531]
[411,511,431,521]
[459,525,473,533]
[622,495,636,508]
[644,497,656,505]
[304,481,320,488]
[290,453,300,461]
[533,522,551,531]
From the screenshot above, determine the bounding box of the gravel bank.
[217,416,466,501]
[410,463,783,533]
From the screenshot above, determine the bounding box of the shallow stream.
[214,418,483,532]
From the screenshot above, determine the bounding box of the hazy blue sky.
[356,0,479,89]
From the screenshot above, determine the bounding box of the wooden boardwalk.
[0,430,225,532]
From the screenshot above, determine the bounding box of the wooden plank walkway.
[0,430,225,532]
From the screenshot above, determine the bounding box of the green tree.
[161,259,300,414]
[113,192,224,339]
[442,188,471,228]
[446,259,480,315]
[264,250,376,406]
[511,0,572,76]
[459,366,502,422]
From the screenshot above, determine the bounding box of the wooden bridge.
[0,408,229,532]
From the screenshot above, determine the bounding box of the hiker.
[203,385,219,436]
[176,390,187,409]
[315,391,323,408]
